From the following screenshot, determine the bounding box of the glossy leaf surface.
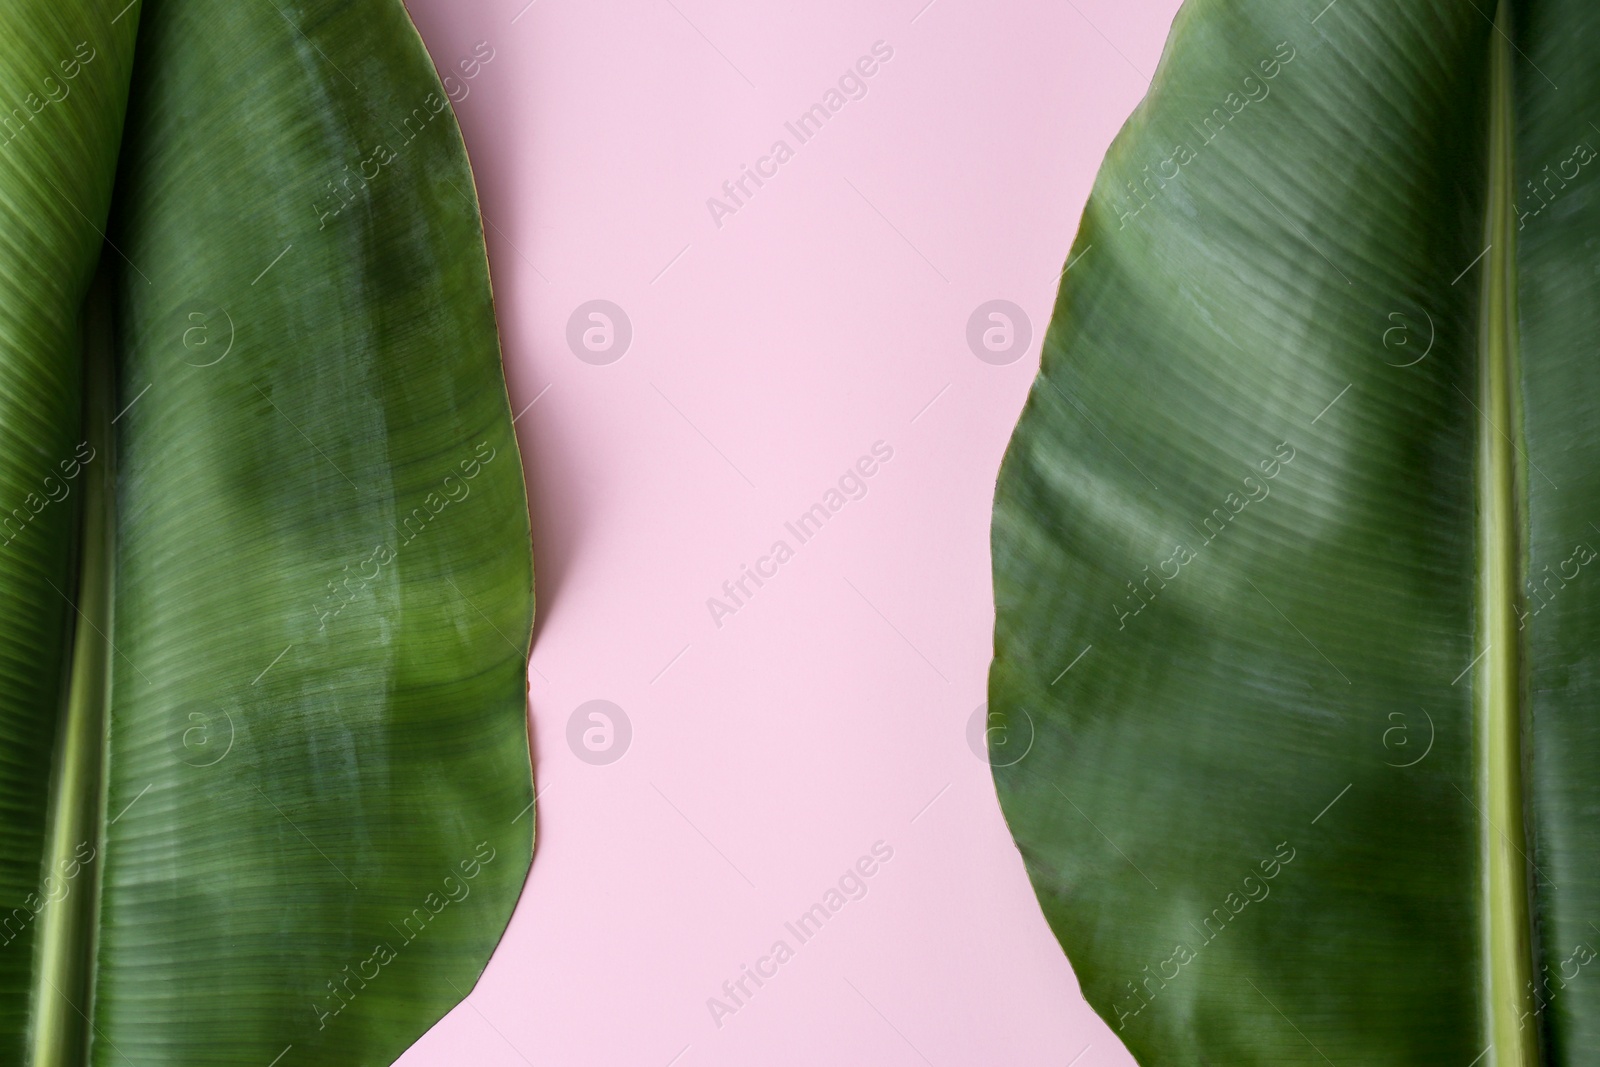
[0,1,534,1064]
[988,0,1600,1063]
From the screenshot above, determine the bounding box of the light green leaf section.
[0,0,534,1064]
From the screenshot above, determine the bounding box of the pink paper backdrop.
[397,1,1182,1063]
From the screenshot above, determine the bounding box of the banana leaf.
[987,0,1600,1063]
[0,1,534,1064]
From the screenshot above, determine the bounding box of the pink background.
[397,1,1182,1063]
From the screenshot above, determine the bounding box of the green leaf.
[0,1,534,1064]
[987,0,1600,1062]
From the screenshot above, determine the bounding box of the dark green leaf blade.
[88,1,534,1063]
[1512,0,1600,1059]
[988,3,1499,1064]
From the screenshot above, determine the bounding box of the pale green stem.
[1478,4,1537,1065]
[28,266,114,1067]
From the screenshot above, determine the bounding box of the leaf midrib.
[1481,3,1537,1064]
[28,268,114,1067]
